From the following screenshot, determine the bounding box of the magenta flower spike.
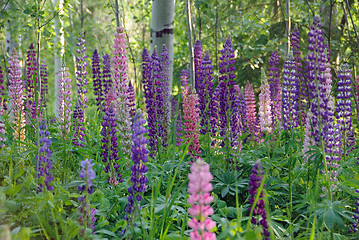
[8,49,25,142]
[188,158,216,240]
[245,81,256,136]
[258,69,272,134]
[40,60,48,113]
[57,67,73,139]
[0,66,5,149]
[112,27,132,157]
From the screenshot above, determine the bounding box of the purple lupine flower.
[194,40,202,92]
[268,50,281,126]
[76,34,88,110]
[291,25,307,126]
[8,49,25,142]
[218,36,239,151]
[127,81,136,119]
[248,161,270,240]
[305,16,327,145]
[125,110,149,221]
[258,69,272,134]
[0,65,6,113]
[282,54,299,130]
[102,53,112,104]
[77,159,97,236]
[171,97,183,146]
[35,123,53,193]
[57,67,73,139]
[40,60,48,111]
[350,186,359,233]
[0,121,5,150]
[101,105,122,185]
[25,43,41,124]
[72,102,85,148]
[112,27,132,157]
[92,49,103,110]
[181,68,190,89]
[198,52,218,143]
[237,87,247,139]
[336,63,354,154]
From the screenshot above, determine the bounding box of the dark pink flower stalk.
[188,158,216,240]
[245,81,256,136]
[9,49,25,142]
[182,86,201,159]
[40,60,48,112]
[112,27,132,157]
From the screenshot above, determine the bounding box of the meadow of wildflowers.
[0,13,359,240]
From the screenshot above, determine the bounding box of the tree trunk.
[5,2,15,56]
[150,0,175,93]
[54,0,65,117]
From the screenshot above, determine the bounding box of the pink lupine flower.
[188,158,216,240]
[245,81,256,135]
[8,49,25,142]
[112,27,132,157]
[182,86,201,159]
[258,69,272,134]
[57,67,73,139]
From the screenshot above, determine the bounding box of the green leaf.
[96,229,118,238]
[221,187,229,198]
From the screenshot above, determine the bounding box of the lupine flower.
[25,43,41,124]
[282,54,299,130]
[0,121,5,150]
[218,36,239,150]
[92,49,103,110]
[291,25,308,125]
[76,34,88,110]
[160,44,171,137]
[112,27,132,157]
[8,49,25,142]
[245,81,256,135]
[188,158,216,240]
[336,63,354,154]
[171,97,183,146]
[268,50,281,126]
[194,40,202,92]
[127,81,136,119]
[258,69,272,134]
[57,67,73,139]
[102,53,112,103]
[248,161,270,240]
[0,66,5,149]
[198,52,218,143]
[72,102,85,148]
[77,159,97,236]
[237,87,247,138]
[40,60,48,112]
[350,158,359,234]
[125,110,149,220]
[101,105,122,185]
[181,68,190,90]
[305,16,327,145]
[35,123,53,193]
[0,65,7,113]
[182,86,201,159]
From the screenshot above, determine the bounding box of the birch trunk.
[5,2,15,56]
[150,0,175,93]
[54,0,65,117]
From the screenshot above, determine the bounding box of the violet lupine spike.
[57,67,73,139]
[75,34,89,110]
[198,52,218,142]
[305,16,327,145]
[127,81,136,119]
[102,53,112,105]
[248,161,270,240]
[125,110,149,222]
[25,43,41,124]
[35,123,54,193]
[182,86,201,159]
[268,50,281,126]
[0,65,6,113]
[92,49,103,110]
[194,40,202,92]
[336,63,355,154]
[72,102,86,148]
[258,69,272,134]
[77,159,97,235]
[171,97,183,146]
[282,54,299,130]
[40,60,48,111]
[218,36,239,150]
[160,45,171,127]
[245,81,256,136]
[101,105,122,185]
[112,27,132,157]
[291,25,308,125]
[8,49,25,142]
